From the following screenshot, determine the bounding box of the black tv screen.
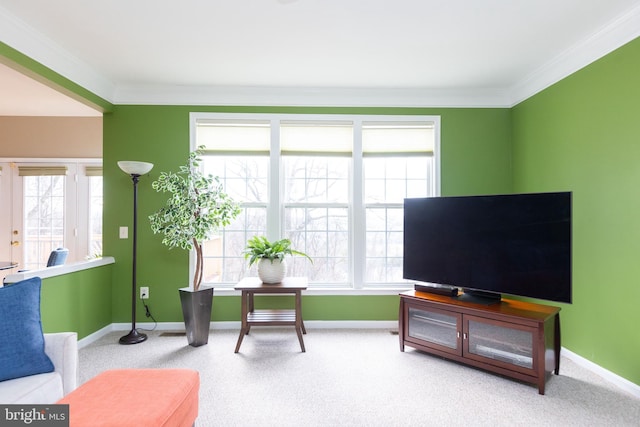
[403,192,572,304]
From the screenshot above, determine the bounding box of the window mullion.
[352,120,364,289]
[268,119,281,240]
[64,164,78,265]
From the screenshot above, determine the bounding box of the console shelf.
[399,290,561,394]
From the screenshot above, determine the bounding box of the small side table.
[234,276,308,353]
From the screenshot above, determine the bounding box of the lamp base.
[119,329,147,345]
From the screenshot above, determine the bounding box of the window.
[192,113,439,289]
[362,122,436,284]
[86,166,103,258]
[281,121,352,284]
[0,160,102,270]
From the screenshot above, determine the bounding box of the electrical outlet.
[140,286,149,299]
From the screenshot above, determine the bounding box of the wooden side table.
[234,276,308,353]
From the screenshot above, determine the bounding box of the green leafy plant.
[149,146,241,290]
[243,236,313,267]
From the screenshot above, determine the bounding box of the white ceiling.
[1,0,639,115]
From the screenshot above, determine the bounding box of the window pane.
[365,206,405,284]
[363,152,434,285]
[202,152,268,283]
[23,176,65,269]
[89,176,103,258]
[204,156,268,203]
[364,157,433,203]
[284,157,349,203]
[285,207,349,284]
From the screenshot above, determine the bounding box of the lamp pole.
[117,161,153,345]
[120,173,146,344]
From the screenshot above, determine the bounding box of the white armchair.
[0,332,78,404]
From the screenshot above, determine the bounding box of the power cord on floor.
[140,299,157,332]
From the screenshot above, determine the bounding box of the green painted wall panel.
[512,37,640,385]
[40,265,113,339]
[215,294,399,321]
[103,105,511,323]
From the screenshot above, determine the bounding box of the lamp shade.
[118,161,154,176]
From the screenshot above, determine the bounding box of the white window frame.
[190,113,441,291]
[0,158,102,270]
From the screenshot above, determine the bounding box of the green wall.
[103,106,512,323]
[40,264,113,339]
[512,37,640,384]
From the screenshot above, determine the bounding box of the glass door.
[13,167,67,270]
[406,304,461,355]
[464,315,536,374]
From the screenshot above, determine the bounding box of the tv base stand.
[399,290,561,394]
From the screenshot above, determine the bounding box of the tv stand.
[399,290,561,394]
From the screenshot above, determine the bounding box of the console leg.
[554,313,561,375]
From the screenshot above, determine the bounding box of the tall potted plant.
[149,146,240,346]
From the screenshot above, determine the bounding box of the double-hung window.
[192,113,439,290]
[362,121,437,284]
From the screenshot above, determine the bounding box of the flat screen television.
[403,192,572,304]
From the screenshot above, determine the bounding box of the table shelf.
[247,309,297,324]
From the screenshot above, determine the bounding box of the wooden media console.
[399,290,561,394]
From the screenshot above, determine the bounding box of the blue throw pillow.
[0,277,54,382]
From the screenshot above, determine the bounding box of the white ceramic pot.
[258,258,286,284]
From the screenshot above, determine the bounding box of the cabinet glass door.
[466,316,534,370]
[407,306,459,351]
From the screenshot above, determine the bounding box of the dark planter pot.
[179,286,214,347]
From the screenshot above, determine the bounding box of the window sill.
[3,257,115,285]
[211,286,412,297]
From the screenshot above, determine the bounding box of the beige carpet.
[79,328,640,426]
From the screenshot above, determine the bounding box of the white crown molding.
[0,4,115,101]
[509,4,640,107]
[113,84,513,108]
[1,4,638,109]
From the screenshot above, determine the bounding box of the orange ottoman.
[57,369,199,427]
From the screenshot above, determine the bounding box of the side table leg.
[234,330,246,353]
[296,326,306,352]
[295,290,306,352]
[235,290,249,353]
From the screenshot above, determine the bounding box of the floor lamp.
[117,160,154,345]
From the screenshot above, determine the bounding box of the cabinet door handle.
[457,332,460,339]
[463,333,468,340]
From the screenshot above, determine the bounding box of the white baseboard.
[79,322,637,399]
[562,347,640,399]
[80,320,398,347]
